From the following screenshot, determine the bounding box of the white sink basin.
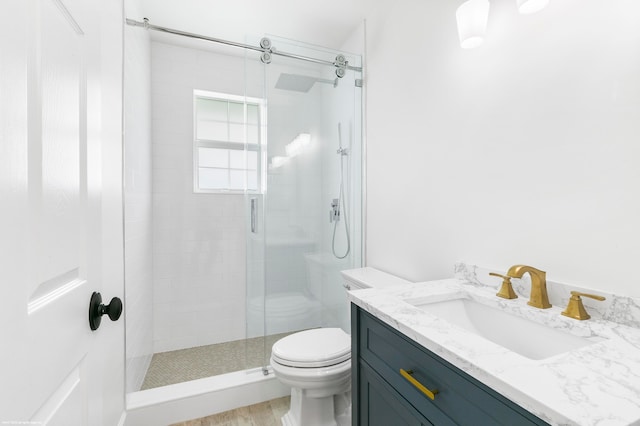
[412,298,602,360]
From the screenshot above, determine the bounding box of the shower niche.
[123,22,363,395]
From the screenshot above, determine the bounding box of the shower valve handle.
[330,199,340,223]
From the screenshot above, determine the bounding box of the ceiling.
[134,0,369,51]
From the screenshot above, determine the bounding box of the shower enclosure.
[123,19,363,397]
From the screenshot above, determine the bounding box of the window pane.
[247,124,259,144]
[229,150,245,169]
[197,120,227,141]
[247,151,258,170]
[228,102,244,123]
[247,104,259,125]
[247,171,258,190]
[193,93,263,192]
[229,123,245,143]
[229,170,245,190]
[199,168,228,189]
[199,147,228,168]
[196,98,227,121]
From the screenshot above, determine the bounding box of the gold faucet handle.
[571,291,606,301]
[489,273,518,300]
[489,272,509,280]
[561,291,606,320]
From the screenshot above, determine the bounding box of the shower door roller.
[88,291,123,331]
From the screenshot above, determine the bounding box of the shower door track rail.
[126,18,362,72]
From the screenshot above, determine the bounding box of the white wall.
[365,0,640,297]
[124,0,154,392]
[150,42,248,352]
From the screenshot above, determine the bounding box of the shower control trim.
[330,198,341,223]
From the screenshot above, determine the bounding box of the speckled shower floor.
[141,332,292,390]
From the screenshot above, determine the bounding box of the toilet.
[270,266,410,426]
[270,328,351,426]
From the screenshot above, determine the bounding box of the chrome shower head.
[275,73,338,93]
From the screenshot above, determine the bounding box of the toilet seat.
[272,328,350,368]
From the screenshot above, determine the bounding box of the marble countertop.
[347,273,640,426]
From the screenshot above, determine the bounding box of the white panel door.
[0,0,124,425]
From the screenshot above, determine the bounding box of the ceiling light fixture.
[516,0,549,14]
[456,0,491,49]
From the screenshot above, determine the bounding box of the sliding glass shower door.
[245,36,363,369]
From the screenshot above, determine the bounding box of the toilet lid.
[271,328,351,368]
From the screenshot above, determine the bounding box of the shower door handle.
[250,198,257,233]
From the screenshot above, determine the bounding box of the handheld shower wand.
[332,122,351,259]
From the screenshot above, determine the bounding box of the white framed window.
[193,90,264,193]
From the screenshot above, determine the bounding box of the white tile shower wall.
[150,42,248,353]
[252,57,327,336]
[263,68,323,299]
[317,89,357,331]
[124,18,153,393]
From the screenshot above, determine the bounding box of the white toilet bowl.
[270,328,351,426]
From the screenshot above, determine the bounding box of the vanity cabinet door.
[352,305,550,426]
[358,360,433,426]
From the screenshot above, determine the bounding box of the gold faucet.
[506,265,551,309]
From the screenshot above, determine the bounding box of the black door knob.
[89,291,123,331]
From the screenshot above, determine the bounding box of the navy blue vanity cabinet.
[351,304,550,426]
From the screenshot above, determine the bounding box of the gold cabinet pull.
[400,369,439,400]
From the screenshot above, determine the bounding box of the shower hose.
[332,123,351,260]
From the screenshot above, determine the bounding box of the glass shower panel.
[259,37,363,367]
